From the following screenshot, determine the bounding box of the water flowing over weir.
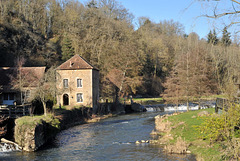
[0,107,207,161]
[144,101,215,112]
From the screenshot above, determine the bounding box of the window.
[26,90,30,98]
[3,93,14,100]
[77,93,83,103]
[23,90,30,99]
[9,93,14,100]
[77,79,82,88]
[63,79,68,88]
[3,94,8,100]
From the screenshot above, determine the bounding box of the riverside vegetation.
[152,105,240,160]
[2,0,240,158]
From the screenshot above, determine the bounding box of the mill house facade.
[56,55,99,111]
[0,55,99,112]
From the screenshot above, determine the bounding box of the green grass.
[131,97,164,105]
[53,105,67,110]
[15,114,60,129]
[166,108,222,160]
[133,97,163,101]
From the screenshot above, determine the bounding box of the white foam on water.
[146,103,214,112]
[0,143,21,152]
[145,107,163,112]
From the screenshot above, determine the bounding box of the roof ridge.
[57,54,99,70]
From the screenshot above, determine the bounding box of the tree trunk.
[42,101,47,116]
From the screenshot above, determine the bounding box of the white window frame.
[63,79,68,88]
[76,93,83,103]
[25,90,31,98]
[77,78,83,88]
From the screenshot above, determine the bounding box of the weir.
[144,101,215,112]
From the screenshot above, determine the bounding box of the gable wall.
[57,69,93,107]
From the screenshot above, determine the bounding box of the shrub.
[197,104,240,142]
[196,103,240,159]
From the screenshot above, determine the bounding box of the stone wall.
[15,119,46,151]
[14,115,60,152]
[57,69,93,107]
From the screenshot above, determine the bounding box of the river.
[0,111,196,161]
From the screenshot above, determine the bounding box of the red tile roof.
[57,55,99,70]
[0,67,46,87]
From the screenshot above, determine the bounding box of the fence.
[0,104,31,118]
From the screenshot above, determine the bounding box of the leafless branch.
[232,0,240,5]
[203,10,240,19]
[232,1,237,13]
[226,21,240,29]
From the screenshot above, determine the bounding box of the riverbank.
[151,108,222,160]
[13,107,123,152]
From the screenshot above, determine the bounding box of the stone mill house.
[56,55,99,111]
[0,54,99,112]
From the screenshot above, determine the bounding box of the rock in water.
[135,141,140,144]
[131,103,146,112]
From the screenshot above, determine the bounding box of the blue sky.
[117,0,234,39]
[79,0,236,39]
[118,0,207,36]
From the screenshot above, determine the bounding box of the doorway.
[63,94,69,106]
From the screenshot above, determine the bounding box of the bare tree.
[10,57,27,105]
[34,66,58,116]
[198,0,240,30]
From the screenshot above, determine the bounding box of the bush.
[197,104,240,142]
[196,103,240,159]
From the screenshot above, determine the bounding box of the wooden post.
[215,105,218,113]
[130,95,133,105]
[23,105,25,116]
[9,107,11,118]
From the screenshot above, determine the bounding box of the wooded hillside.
[0,0,239,99]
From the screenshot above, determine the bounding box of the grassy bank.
[132,97,164,104]
[154,108,222,160]
[15,114,60,129]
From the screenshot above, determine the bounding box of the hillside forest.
[0,0,239,102]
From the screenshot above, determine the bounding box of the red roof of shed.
[0,67,46,87]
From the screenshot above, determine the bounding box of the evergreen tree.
[207,30,213,44]
[61,37,74,61]
[221,27,231,46]
[87,0,98,8]
[207,29,218,45]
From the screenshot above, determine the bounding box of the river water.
[0,111,196,161]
